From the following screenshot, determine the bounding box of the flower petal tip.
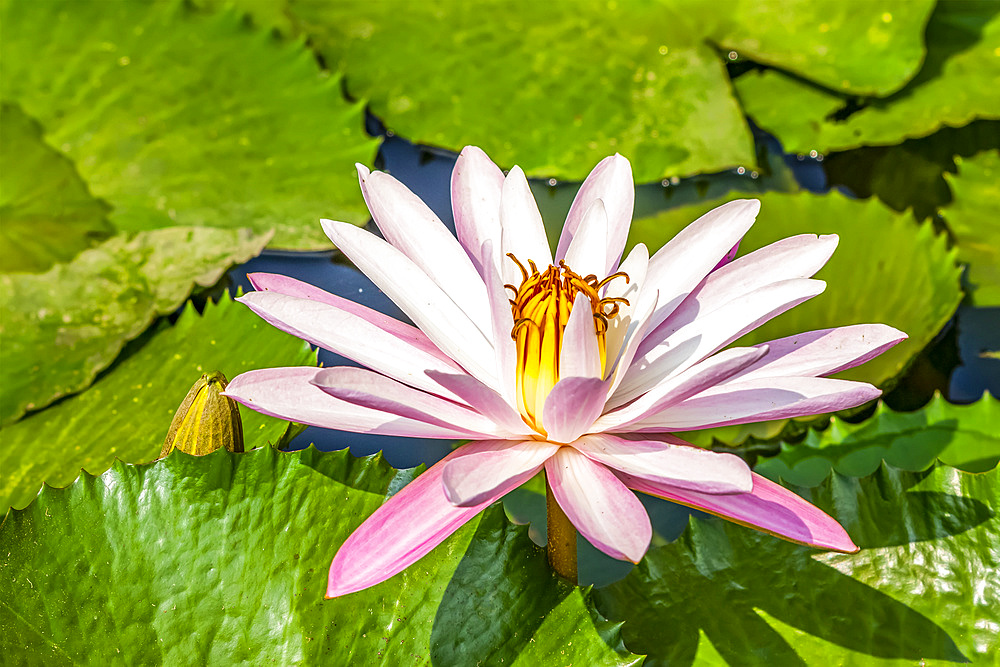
[355,163,370,180]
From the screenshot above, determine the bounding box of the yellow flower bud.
[159,371,244,457]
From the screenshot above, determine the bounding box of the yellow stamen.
[507,253,629,433]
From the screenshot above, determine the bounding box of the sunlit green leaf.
[627,189,962,389]
[0,0,377,249]
[756,393,1000,487]
[0,447,641,666]
[290,0,755,182]
[0,293,313,515]
[0,103,113,272]
[596,464,998,665]
[716,0,934,96]
[735,1,1000,154]
[0,227,270,425]
[942,150,1000,305]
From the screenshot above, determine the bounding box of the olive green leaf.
[627,189,963,389]
[0,447,641,666]
[596,464,998,665]
[942,150,1000,306]
[756,392,1000,487]
[0,293,313,515]
[735,1,1000,155]
[0,0,377,249]
[0,103,113,273]
[0,227,270,425]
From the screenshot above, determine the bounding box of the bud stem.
[546,475,578,583]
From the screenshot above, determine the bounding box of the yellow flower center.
[506,253,629,433]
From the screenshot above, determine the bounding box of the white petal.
[643,199,760,333]
[322,219,499,390]
[613,278,825,406]
[573,433,752,494]
[625,376,882,431]
[311,367,506,437]
[452,146,505,277]
[558,293,602,380]
[595,346,768,431]
[238,290,466,402]
[603,243,649,377]
[225,368,481,439]
[562,199,609,280]
[482,240,518,407]
[359,168,492,338]
[500,165,552,288]
[557,154,634,273]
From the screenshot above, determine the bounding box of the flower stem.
[545,476,577,584]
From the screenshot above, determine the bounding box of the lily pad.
[735,1,1000,155]
[596,463,999,665]
[0,103,113,272]
[290,0,755,182]
[0,227,270,425]
[942,150,1000,306]
[0,0,377,249]
[756,392,1000,487]
[0,447,641,665]
[627,189,963,389]
[0,293,314,516]
[716,0,935,96]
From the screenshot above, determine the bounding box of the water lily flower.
[225,147,906,598]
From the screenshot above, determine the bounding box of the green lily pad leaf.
[717,0,935,96]
[735,1,1000,155]
[0,447,641,665]
[596,463,998,665]
[627,189,963,389]
[0,103,113,272]
[0,0,377,249]
[0,292,313,515]
[942,150,1000,306]
[756,392,1000,487]
[0,227,270,426]
[290,0,755,182]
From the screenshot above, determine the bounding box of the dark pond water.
[227,121,1000,585]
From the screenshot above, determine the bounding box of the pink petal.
[596,346,768,430]
[225,368,479,439]
[557,154,634,274]
[619,470,858,552]
[643,199,760,333]
[545,448,651,562]
[541,376,608,443]
[628,376,882,431]
[452,146,505,277]
[615,278,826,405]
[359,168,492,335]
[500,165,552,286]
[733,324,908,382]
[238,290,467,402]
[712,238,742,271]
[558,293,602,381]
[562,199,609,280]
[442,441,559,506]
[573,433,752,494]
[328,440,537,597]
[640,234,839,354]
[311,367,505,438]
[322,219,498,389]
